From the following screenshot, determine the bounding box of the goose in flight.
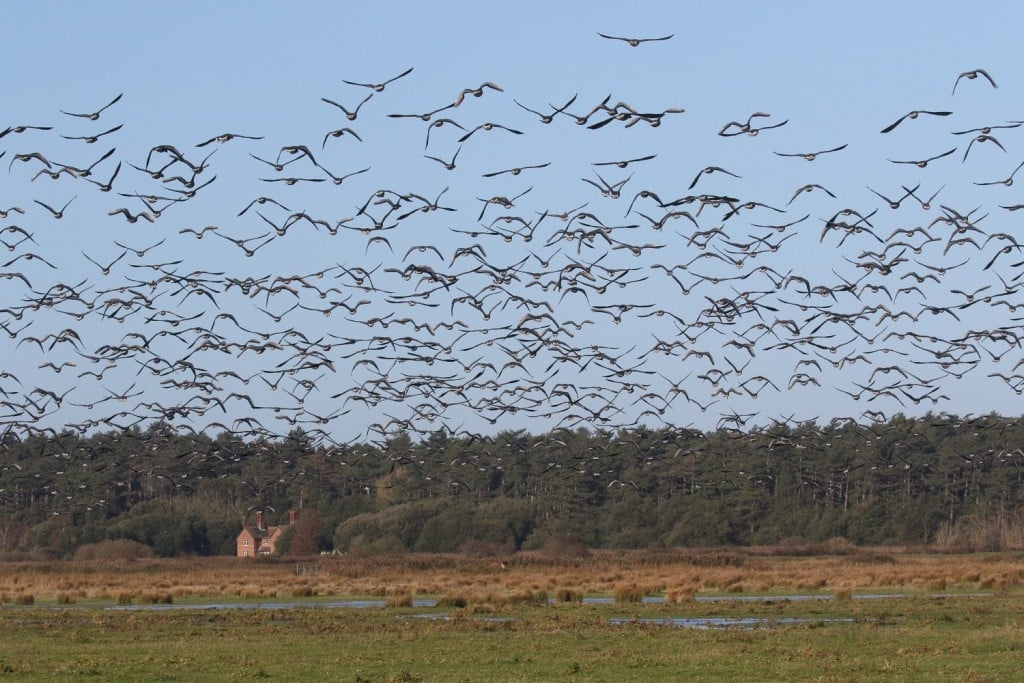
[952,68,997,95]
[774,144,848,161]
[597,32,673,46]
[60,93,123,120]
[879,110,952,134]
[343,67,413,92]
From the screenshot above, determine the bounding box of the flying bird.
[887,147,957,168]
[688,166,741,190]
[386,103,456,122]
[424,144,462,171]
[482,162,550,178]
[196,132,264,147]
[453,82,503,107]
[514,94,578,124]
[593,154,656,168]
[343,67,414,92]
[952,68,997,95]
[597,32,673,46]
[60,93,123,120]
[0,124,52,138]
[879,110,952,134]
[787,184,837,205]
[60,124,123,143]
[774,144,848,161]
[322,127,363,149]
[719,112,788,137]
[321,165,370,186]
[424,118,466,150]
[975,160,1024,187]
[84,160,122,192]
[33,197,75,219]
[81,249,127,275]
[458,122,523,143]
[321,92,374,120]
[962,134,1007,161]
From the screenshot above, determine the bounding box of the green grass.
[1,594,1022,681]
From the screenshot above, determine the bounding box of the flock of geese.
[0,42,1021,452]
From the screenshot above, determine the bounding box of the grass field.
[2,547,1023,680]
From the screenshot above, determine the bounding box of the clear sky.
[2,1,1023,445]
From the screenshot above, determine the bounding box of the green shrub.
[74,539,154,561]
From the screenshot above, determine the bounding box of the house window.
[243,539,249,546]
[243,550,249,558]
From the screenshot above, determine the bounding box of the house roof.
[238,524,288,540]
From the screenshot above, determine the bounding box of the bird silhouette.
[343,67,413,92]
[597,32,673,46]
[952,68,997,95]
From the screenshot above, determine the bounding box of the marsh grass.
[141,592,173,604]
[436,593,469,608]
[554,587,584,603]
[612,581,649,603]
[495,589,547,606]
[1,548,1023,609]
[385,591,414,607]
[665,586,696,604]
[3,594,1024,681]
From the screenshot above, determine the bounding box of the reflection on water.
[608,616,857,629]
[103,591,991,612]
[106,598,436,611]
[584,592,993,605]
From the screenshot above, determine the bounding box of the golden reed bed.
[2,544,1023,606]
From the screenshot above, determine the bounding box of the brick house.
[236,510,294,558]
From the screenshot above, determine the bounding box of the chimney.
[289,510,296,526]
[256,510,264,530]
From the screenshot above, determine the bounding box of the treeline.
[2,412,1024,557]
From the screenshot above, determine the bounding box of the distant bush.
[822,537,857,555]
[0,550,54,562]
[141,592,173,604]
[934,514,1024,552]
[386,591,414,608]
[535,533,590,561]
[612,582,647,603]
[498,590,548,606]
[554,587,583,603]
[436,593,469,608]
[682,550,745,567]
[74,539,154,561]
[459,538,514,558]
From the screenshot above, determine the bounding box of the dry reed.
[0,547,1021,605]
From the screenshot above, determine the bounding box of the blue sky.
[2,2,1023,444]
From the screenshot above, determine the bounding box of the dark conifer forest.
[3,413,1022,557]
